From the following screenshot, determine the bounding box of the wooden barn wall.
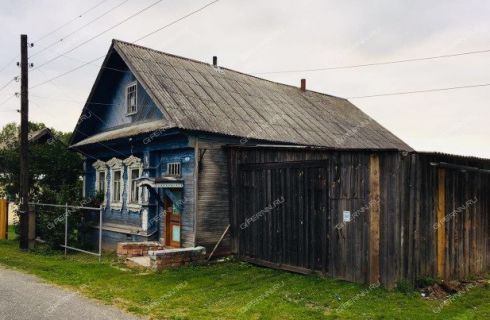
[228,148,490,288]
[195,139,232,255]
[228,148,376,283]
[401,154,490,283]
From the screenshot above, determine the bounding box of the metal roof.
[70,120,169,148]
[71,39,413,151]
[417,151,490,163]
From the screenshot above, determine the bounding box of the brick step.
[117,241,166,258]
[149,246,207,270]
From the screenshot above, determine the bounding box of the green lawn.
[0,231,489,320]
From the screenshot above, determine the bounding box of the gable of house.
[70,47,167,147]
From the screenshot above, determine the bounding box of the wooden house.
[70,40,489,287]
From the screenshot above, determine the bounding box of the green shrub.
[396,279,415,293]
[416,276,440,288]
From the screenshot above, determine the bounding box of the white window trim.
[125,81,138,116]
[123,155,143,211]
[92,160,108,205]
[141,209,148,231]
[107,157,124,210]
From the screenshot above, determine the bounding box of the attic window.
[167,162,182,177]
[126,82,137,115]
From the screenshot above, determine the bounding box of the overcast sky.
[0,0,489,157]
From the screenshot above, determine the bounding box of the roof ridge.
[112,39,347,101]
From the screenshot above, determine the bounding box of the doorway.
[164,192,181,248]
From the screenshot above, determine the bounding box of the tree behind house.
[0,122,85,247]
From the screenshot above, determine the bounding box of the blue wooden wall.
[83,132,195,247]
[72,49,165,144]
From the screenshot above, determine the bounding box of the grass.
[0,230,489,319]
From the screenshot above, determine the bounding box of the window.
[167,162,181,176]
[107,157,123,209]
[97,171,106,193]
[129,168,140,203]
[123,155,143,210]
[112,171,121,202]
[126,82,137,115]
[92,160,107,204]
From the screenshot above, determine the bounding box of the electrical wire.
[0,77,17,94]
[133,0,220,43]
[30,0,131,59]
[253,48,490,75]
[0,94,16,107]
[0,0,109,74]
[31,94,119,106]
[347,82,490,99]
[0,57,17,73]
[30,0,221,90]
[32,0,110,44]
[30,55,105,89]
[32,0,166,71]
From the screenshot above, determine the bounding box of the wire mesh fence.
[30,203,103,261]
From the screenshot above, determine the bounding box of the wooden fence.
[228,147,490,288]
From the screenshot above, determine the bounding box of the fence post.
[64,203,68,258]
[0,199,7,240]
[99,205,103,262]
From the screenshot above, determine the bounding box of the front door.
[164,195,181,247]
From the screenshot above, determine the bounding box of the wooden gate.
[236,160,329,273]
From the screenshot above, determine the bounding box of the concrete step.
[126,256,152,269]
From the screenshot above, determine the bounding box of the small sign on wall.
[343,211,351,223]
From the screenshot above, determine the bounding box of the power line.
[33,0,166,71]
[31,94,119,106]
[347,82,490,99]
[0,0,109,74]
[29,99,126,161]
[30,0,131,59]
[0,57,17,73]
[30,0,221,90]
[30,55,105,89]
[253,48,490,75]
[0,94,16,107]
[0,77,17,94]
[133,0,220,43]
[32,0,110,44]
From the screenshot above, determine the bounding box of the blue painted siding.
[156,148,196,247]
[73,51,165,144]
[96,73,163,133]
[83,131,197,247]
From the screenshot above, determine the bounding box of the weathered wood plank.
[369,154,381,284]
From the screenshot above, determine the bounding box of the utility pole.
[19,34,29,250]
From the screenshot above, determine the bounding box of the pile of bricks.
[117,242,166,257]
[149,246,207,270]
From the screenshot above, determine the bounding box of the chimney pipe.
[213,56,218,67]
[300,79,306,92]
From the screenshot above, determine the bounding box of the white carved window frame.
[107,157,124,210]
[92,160,108,205]
[123,155,143,211]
